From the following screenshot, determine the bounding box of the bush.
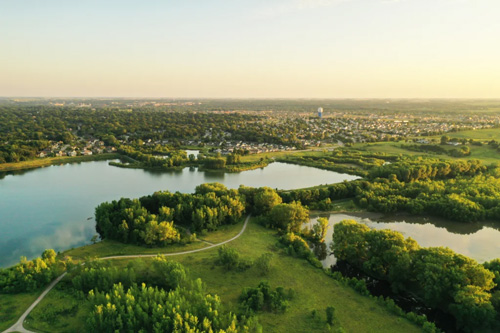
[239,281,291,314]
[216,246,252,271]
[326,306,336,325]
[255,253,273,276]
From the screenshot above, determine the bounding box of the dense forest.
[333,220,500,332]
[95,183,246,246]
[279,158,500,223]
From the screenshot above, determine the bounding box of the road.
[2,215,251,333]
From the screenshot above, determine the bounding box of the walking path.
[3,273,67,333]
[2,215,251,333]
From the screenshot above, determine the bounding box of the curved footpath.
[2,215,251,333]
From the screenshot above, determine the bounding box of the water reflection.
[310,213,500,267]
[378,214,500,234]
[0,218,95,267]
[312,242,328,261]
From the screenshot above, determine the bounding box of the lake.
[0,160,358,267]
[310,213,500,268]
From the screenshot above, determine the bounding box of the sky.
[1,0,499,98]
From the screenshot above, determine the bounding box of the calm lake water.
[0,160,358,267]
[310,213,500,268]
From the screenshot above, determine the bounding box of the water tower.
[317,107,323,119]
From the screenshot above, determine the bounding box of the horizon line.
[2,96,500,100]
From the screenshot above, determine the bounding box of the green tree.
[268,201,309,233]
[253,187,282,215]
[312,217,329,242]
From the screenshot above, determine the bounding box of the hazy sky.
[1,0,499,98]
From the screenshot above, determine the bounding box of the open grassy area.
[30,220,421,332]
[0,153,120,172]
[0,291,40,331]
[166,221,421,333]
[62,238,208,261]
[197,219,246,243]
[354,142,441,158]
[63,219,246,261]
[355,141,500,165]
[25,284,91,333]
[436,128,500,141]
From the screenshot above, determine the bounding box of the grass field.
[435,128,500,141]
[63,219,245,261]
[0,291,40,331]
[355,140,500,165]
[28,220,421,333]
[0,153,120,172]
[25,285,91,333]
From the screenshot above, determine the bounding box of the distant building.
[318,107,323,119]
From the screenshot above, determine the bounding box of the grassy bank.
[0,153,121,172]
[28,219,421,333]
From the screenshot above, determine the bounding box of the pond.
[0,160,358,267]
[309,213,500,268]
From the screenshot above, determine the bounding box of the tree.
[312,217,329,242]
[268,201,309,233]
[253,187,282,215]
[153,256,187,289]
[90,235,99,244]
[441,135,450,145]
[42,249,57,265]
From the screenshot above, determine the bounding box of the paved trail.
[2,215,251,333]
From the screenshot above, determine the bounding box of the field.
[435,128,500,141]
[25,219,421,333]
[355,139,500,165]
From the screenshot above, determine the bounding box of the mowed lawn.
[29,219,422,332]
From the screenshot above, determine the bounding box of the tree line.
[279,158,500,223]
[95,183,246,246]
[0,249,63,293]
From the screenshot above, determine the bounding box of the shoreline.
[0,153,121,173]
